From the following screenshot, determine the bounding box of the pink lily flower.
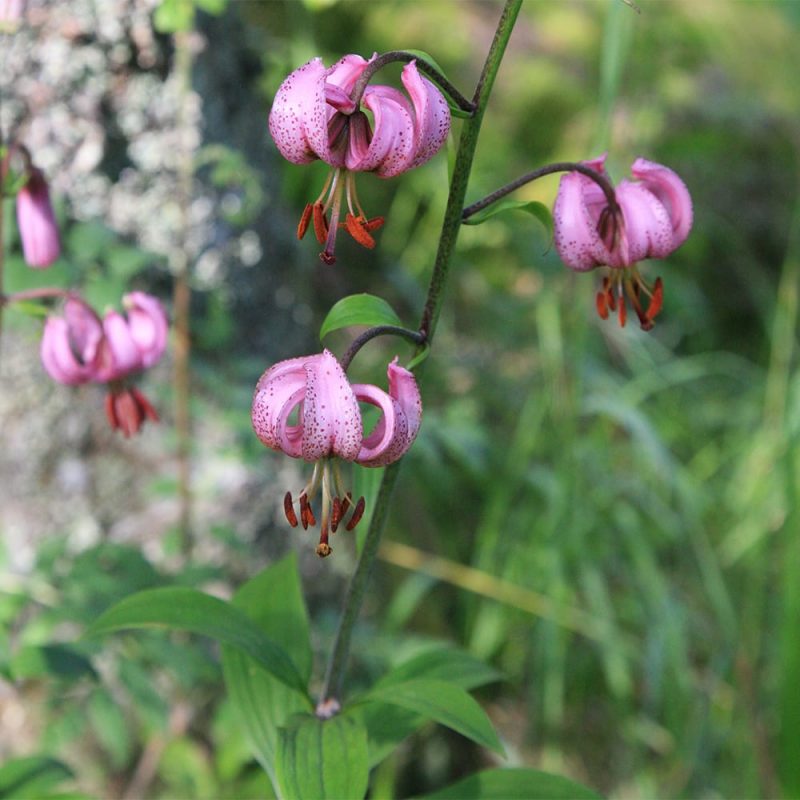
[553,154,692,330]
[40,293,168,436]
[251,349,422,556]
[269,53,450,264]
[16,167,61,269]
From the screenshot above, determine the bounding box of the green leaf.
[85,587,308,696]
[415,768,603,800]
[222,555,313,785]
[0,756,73,799]
[463,198,553,237]
[361,648,502,766]
[276,713,369,800]
[359,679,504,756]
[375,645,504,690]
[319,293,403,340]
[153,0,194,32]
[8,300,50,318]
[10,644,97,681]
[195,0,228,15]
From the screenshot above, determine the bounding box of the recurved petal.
[97,310,142,381]
[124,292,168,368]
[401,62,451,170]
[325,53,371,96]
[354,358,422,467]
[301,349,362,462]
[356,85,416,176]
[251,355,311,452]
[40,316,92,385]
[351,383,400,466]
[63,297,103,365]
[553,171,610,271]
[268,57,331,165]
[631,158,693,249]
[616,180,675,263]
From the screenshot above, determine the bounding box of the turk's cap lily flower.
[269,53,450,264]
[553,154,692,330]
[251,349,422,556]
[16,166,60,269]
[40,293,168,436]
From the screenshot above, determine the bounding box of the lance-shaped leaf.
[85,587,308,696]
[463,198,553,238]
[276,713,369,800]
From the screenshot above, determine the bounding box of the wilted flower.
[16,167,60,269]
[252,349,422,556]
[269,53,450,263]
[40,292,168,436]
[553,154,692,330]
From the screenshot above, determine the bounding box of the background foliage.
[1,1,799,798]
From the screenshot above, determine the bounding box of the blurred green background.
[1,1,799,797]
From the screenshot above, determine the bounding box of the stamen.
[596,290,609,320]
[345,496,366,531]
[344,213,376,249]
[300,493,315,529]
[297,203,313,240]
[312,202,329,244]
[316,522,332,558]
[331,497,343,533]
[340,494,351,516]
[321,174,344,264]
[646,277,663,322]
[284,491,299,528]
[617,290,627,327]
[364,216,385,232]
[624,277,652,331]
[104,392,118,430]
[604,276,617,311]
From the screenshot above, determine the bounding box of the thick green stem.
[318,0,524,710]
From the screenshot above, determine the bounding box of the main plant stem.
[318,0,524,710]
[172,31,195,553]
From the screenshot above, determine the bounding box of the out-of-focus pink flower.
[0,0,24,28]
[16,167,60,269]
[269,54,450,264]
[553,154,692,330]
[252,349,422,556]
[40,293,168,436]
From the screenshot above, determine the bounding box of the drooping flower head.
[553,154,692,330]
[41,292,168,436]
[269,54,450,264]
[16,165,61,269]
[252,349,422,556]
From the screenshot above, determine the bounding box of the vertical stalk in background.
[172,31,195,553]
[319,0,524,709]
[593,0,635,154]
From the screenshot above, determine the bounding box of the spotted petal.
[354,358,421,467]
[301,349,362,462]
[631,157,693,249]
[401,62,451,171]
[268,57,332,165]
[96,310,143,382]
[553,170,610,272]
[353,85,416,176]
[252,355,311,454]
[615,180,674,265]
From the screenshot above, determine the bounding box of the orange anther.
[284,492,299,528]
[297,203,313,240]
[331,497,342,533]
[345,496,366,531]
[596,290,609,320]
[312,202,329,244]
[646,277,663,321]
[344,213,376,249]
